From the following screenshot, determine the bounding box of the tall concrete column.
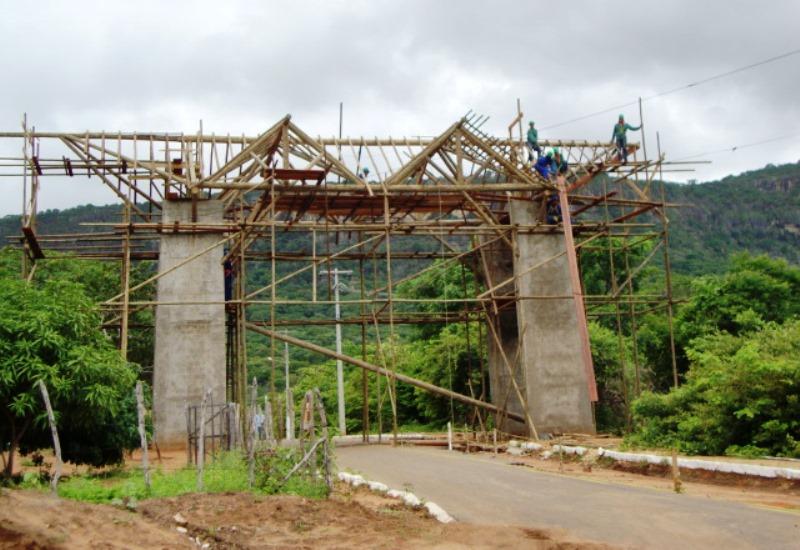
[484,201,595,435]
[479,236,527,435]
[509,200,595,435]
[153,199,227,449]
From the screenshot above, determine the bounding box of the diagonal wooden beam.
[247,324,527,423]
[287,121,373,196]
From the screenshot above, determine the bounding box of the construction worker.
[534,150,554,179]
[552,148,569,175]
[611,114,641,164]
[545,193,562,224]
[526,121,541,161]
[360,166,370,179]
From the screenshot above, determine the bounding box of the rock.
[401,492,422,507]
[176,526,188,534]
[424,501,455,523]
[173,512,188,525]
[506,446,525,456]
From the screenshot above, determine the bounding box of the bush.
[627,320,800,457]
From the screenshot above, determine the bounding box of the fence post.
[301,390,316,474]
[196,389,211,491]
[313,388,332,490]
[36,380,62,496]
[286,387,295,441]
[248,378,257,489]
[671,449,683,493]
[264,395,275,447]
[447,422,453,451]
[135,382,151,491]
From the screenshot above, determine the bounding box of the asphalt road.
[336,445,800,549]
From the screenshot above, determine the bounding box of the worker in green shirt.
[552,147,568,175]
[611,114,640,164]
[527,121,541,162]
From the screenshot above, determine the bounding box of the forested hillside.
[2,162,798,274]
[664,162,800,273]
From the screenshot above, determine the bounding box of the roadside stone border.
[508,440,800,480]
[337,471,455,523]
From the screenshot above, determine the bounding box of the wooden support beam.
[246,323,527,424]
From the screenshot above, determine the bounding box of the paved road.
[337,445,799,549]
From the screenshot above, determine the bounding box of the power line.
[541,46,800,131]
[671,133,800,162]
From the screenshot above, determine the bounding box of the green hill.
[664,162,800,274]
[1,161,799,275]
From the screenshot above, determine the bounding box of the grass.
[20,449,329,504]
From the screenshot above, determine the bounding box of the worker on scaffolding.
[611,114,640,164]
[526,121,541,162]
[534,150,554,179]
[360,166,370,180]
[545,193,562,224]
[552,147,569,175]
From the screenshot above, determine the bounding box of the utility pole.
[320,268,352,435]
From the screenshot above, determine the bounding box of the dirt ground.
[0,486,615,549]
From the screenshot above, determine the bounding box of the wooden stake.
[135,382,151,491]
[248,378,257,489]
[196,389,211,491]
[313,388,332,490]
[36,381,62,495]
[671,449,683,493]
[447,422,453,451]
[264,394,275,446]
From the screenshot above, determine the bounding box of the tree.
[0,276,139,477]
[627,320,800,457]
[639,253,800,391]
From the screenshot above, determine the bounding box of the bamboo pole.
[658,132,680,389]
[247,324,527,423]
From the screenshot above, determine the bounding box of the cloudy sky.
[1,0,798,215]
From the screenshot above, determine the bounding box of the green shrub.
[627,320,800,457]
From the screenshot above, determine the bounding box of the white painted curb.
[521,441,800,480]
[337,472,455,523]
[508,439,800,479]
[598,448,800,480]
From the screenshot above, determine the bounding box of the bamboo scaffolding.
[1,112,682,437]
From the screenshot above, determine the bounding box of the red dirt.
[0,486,615,549]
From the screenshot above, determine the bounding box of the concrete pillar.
[481,200,595,436]
[479,237,527,435]
[153,199,227,449]
[510,200,595,435]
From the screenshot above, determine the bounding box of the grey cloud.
[0,0,798,214]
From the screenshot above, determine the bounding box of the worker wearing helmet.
[552,147,568,175]
[611,114,641,164]
[534,149,553,179]
[526,121,541,162]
